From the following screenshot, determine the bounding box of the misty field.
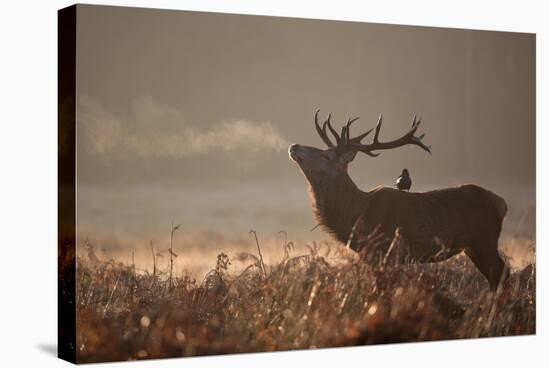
[74,236,535,363]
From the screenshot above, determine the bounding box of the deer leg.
[465,243,508,291]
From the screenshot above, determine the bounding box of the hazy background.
[75,5,535,276]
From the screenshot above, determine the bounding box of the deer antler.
[348,114,431,156]
[314,110,333,147]
[314,110,343,147]
[315,111,431,157]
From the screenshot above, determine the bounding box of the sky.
[75,5,535,275]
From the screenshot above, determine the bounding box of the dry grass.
[75,239,535,363]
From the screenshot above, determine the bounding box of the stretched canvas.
[58,4,536,364]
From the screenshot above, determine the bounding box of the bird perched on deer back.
[396,168,412,191]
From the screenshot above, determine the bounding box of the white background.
[0,0,547,367]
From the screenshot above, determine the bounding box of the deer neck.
[308,172,364,244]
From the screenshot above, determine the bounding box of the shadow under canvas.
[37,344,58,357]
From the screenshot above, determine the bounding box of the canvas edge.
[58,4,77,364]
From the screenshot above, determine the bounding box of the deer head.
[289,110,431,186]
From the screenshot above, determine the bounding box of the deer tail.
[487,190,507,220]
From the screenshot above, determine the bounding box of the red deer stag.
[289,110,509,290]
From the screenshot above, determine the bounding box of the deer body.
[289,111,508,290]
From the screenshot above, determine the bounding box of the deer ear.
[339,150,357,164]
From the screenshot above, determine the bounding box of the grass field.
[74,238,535,363]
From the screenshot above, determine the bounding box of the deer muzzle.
[288,144,302,162]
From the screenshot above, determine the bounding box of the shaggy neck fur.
[307,171,366,244]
